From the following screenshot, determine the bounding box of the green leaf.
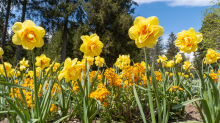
[133,84,147,123]
[173,98,205,109]
[0,82,33,91]
[54,114,71,123]
[172,121,202,123]
[0,110,16,114]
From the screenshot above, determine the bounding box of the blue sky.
[132,0,213,61]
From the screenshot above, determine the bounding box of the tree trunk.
[16,0,27,65]
[61,0,69,62]
[1,0,11,49]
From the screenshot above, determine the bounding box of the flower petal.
[35,38,44,47]
[81,35,90,43]
[22,20,36,28]
[36,26,45,37]
[134,16,146,26]
[195,32,203,43]
[188,27,195,33]
[21,40,35,50]
[12,34,22,45]
[146,16,159,25]
[12,22,23,33]
[129,26,139,40]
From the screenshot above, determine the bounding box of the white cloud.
[134,0,212,7]
[184,52,194,63]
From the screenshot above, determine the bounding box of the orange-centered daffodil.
[175,27,202,54]
[129,16,164,48]
[80,34,103,57]
[12,20,45,50]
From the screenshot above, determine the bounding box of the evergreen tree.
[152,36,164,69]
[37,0,86,62]
[166,32,179,60]
[197,1,220,69]
[1,0,11,49]
[83,0,140,66]
[16,0,27,64]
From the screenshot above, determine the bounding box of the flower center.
[138,25,153,43]
[210,53,216,59]
[27,34,34,39]
[182,35,193,47]
[23,29,36,43]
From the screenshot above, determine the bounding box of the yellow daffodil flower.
[12,20,45,50]
[19,58,29,71]
[129,16,164,48]
[166,60,174,67]
[175,53,182,63]
[157,55,167,63]
[183,60,193,72]
[58,58,81,82]
[204,49,220,64]
[80,34,103,57]
[115,55,131,69]
[35,54,51,69]
[82,55,94,66]
[184,75,189,78]
[0,47,4,56]
[95,56,105,67]
[45,62,60,74]
[175,27,203,54]
[28,71,34,78]
[140,61,151,70]
[0,62,12,74]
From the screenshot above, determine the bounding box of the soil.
[182,101,202,122]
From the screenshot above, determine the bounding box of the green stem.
[144,47,156,123]
[31,50,41,121]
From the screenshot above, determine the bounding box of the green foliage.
[197,0,220,68]
[83,0,140,66]
[152,36,164,69]
[166,32,179,60]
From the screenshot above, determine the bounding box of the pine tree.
[15,0,27,64]
[152,36,164,69]
[166,32,179,60]
[83,0,140,66]
[1,0,11,49]
[38,0,85,62]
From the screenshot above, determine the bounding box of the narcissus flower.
[184,75,189,78]
[45,62,60,74]
[35,54,51,69]
[58,58,81,82]
[28,71,34,78]
[166,60,175,67]
[19,58,29,71]
[115,55,131,69]
[0,47,4,56]
[80,34,103,57]
[183,60,192,72]
[204,49,220,64]
[12,20,45,50]
[140,61,151,70]
[7,69,21,78]
[0,62,12,74]
[95,56,105,67]
[175,53,182,63]
[209,72,218,82]
[82,55,94,66]
[157,55,167,67]
[175,27,203,54]
[129,16,164,48]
